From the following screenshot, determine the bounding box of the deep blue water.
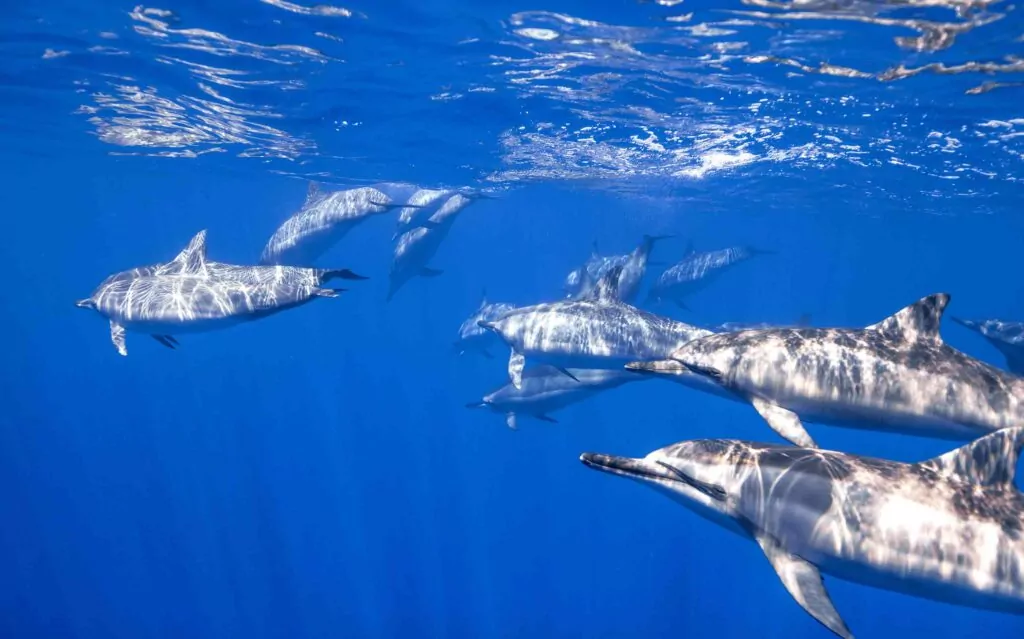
[2,1,1024,637]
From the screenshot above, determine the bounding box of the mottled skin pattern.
[565,254,629,298]
[954,317,1024,375]
[648,246,765,303]
[388,193,474,300]
[567,235,665,303]
[672,294,1024,443]
[485,298,712,372]
[471,367,639,426]
[260,185,394,266]
[455,299,517,356]
[581,428,1024,637]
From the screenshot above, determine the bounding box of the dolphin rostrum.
[466,366,639,430]
[260,183,414,266]
[581,427,1024,638]
[454,290,517,359]
[664,293,1024,448]
[647,243,772,309]
[77,230,365,356]
[953,317,1024,375]
[480,266,711,389]
[387,192,476,301]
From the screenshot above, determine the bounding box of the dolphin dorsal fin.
[917,427,1024,488]
[581,265,624,302]
[169,230,208,274]
[866,293,950,343]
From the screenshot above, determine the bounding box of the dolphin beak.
[580,453,669,481]
[625,359,686,375]
[75,299,95,309]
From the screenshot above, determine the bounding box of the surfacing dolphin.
[454,290,517,359]
[664,293,1024,447]
[76,230,365,356]
[466,366,639,430]
[647,243,772,309]
[953,317,1024,375]
[260,183,413,266]
[581,427,1024,638]
[387,192,477,301]
[480,266,711,389]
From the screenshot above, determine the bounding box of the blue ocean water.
[2,0,1024,637]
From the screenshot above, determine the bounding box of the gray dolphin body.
[387,193,475,301]
[648,245,769,308]
[564,251,628,299]
[581,427,1024,638]
[571,235,670,303]
[454,293,517,358]
[481,267,712,389]
[77,230,365,356]
[260,184,407,266]
[665,293,1024,448]
[372,182,450,240]
[953,317,1024,375]
[467,366,639,429]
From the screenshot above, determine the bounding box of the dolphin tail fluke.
[324,269,368,281]
[314,288,346,298]
[757,534,853,639]
[109,320,127,357]
[751,397,817,448]
[152,335,178,350]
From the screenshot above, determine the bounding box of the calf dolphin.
[260,183,412,266]
[387,192,475,301]
[665,293,1024,447]
[953,317,1024,375]
[581,427,1024,638]
[647,244,771,309]
[466,366,639,430]
[481,266,711,389]
[77,230,365,355]
[454,291,517,358]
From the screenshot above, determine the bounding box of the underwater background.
[2,0,1024,637]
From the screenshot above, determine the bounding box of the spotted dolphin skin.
[480,266,711,389]
[76,230,366,356]
[466,366,639,430]
[454,291,517,358]
[665,293,1024,448]
[647,244,772,309]
[260,183,413,267]
[953,317,1024,375]
[581,427,1024,638]
[387,192,477,301]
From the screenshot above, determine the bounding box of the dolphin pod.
[78,180,1024,634]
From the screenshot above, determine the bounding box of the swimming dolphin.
[76,230,365,356]
[664,293,1024,447]
[953,317,1024,375]
[564,242,629,299]
[581,427,1024,638]
[371,182,450,239]
[387,192,475,301]
[480,266,711,389]
[260,183,413,266]
[466,366,639,430]
[647,244,772,309]
[454,291,517,358]
[572,235,671,303]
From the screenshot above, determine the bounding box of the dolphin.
[76,230,365,356]
[454,291,517,359]
[480,266,712,389]
[571,235,672,303]
[581,427,1024,638]
[466,366,639,430]
[387,192,476,301]
[647,243,772,309]
[260,183,414,266]
[664,293,1024,448]
[371,182,451,239]
[952,317,1024,375]
[564,242,629,299]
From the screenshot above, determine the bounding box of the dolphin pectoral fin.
[110,321,127,356]
[756,534,853,639]
[506,413,518,430]
[751,397,817,448]
[509,351,525,389]
[554,366,580,382]
[420,267,444,277]
[535,414,558,423]
[152,335,177,350]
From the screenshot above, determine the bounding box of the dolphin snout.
[75,298,96,310]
